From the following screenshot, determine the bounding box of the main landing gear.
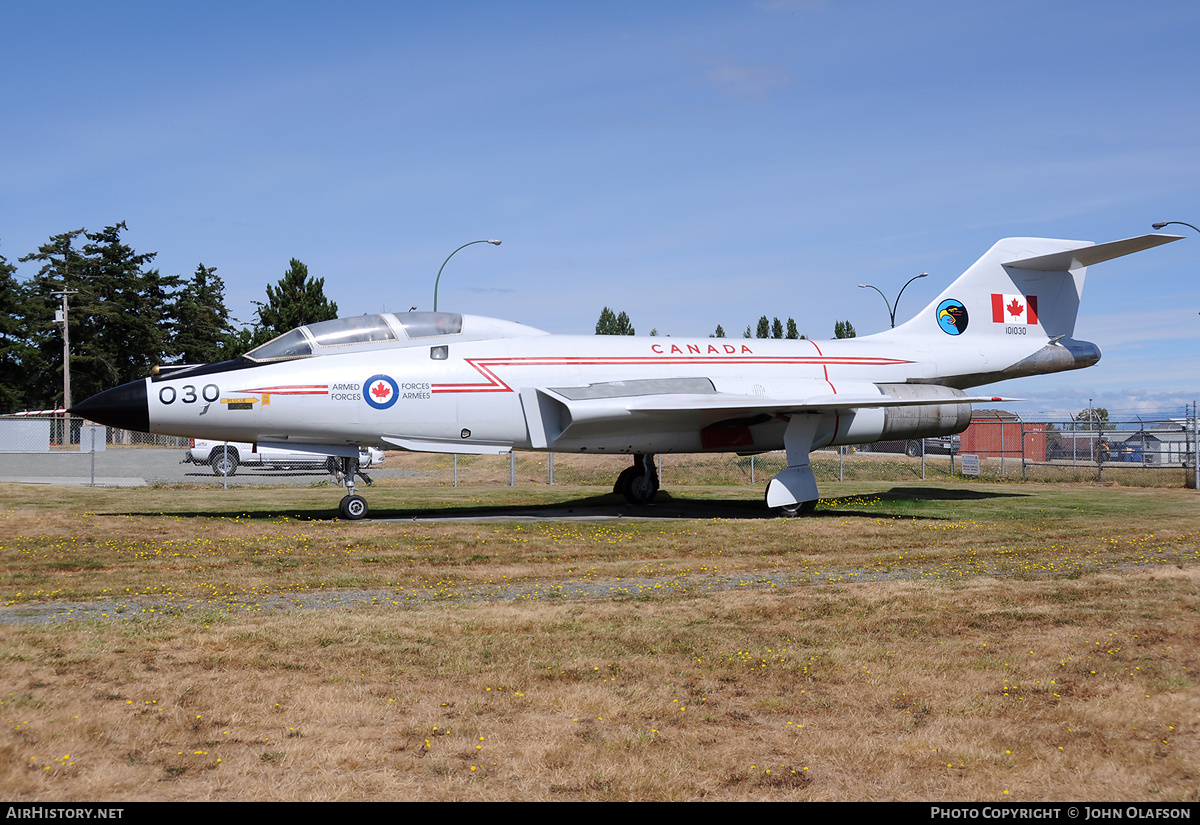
[763,415,821,517]
[614,453,659,505]
[335,455,369,520]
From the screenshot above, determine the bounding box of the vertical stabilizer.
[890,233,1180,342]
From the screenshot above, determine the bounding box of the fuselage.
[130,310,1078,456]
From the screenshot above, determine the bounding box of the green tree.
[595,307,634,335]
[743,325,752,339]
[785,318,799,340]
[834,320,857,339]
[222,326,258,359]
[756,316,770,339]
[252,259,338,347]
[596,307,616,334]
[711,324,725,338]
[771,317,783,339]
[0,247,33,412]
[81,223,180,389]
[20,223,177,407]
[18,229,85,409]
[1072,407,1109,431]
[173,264,235,364]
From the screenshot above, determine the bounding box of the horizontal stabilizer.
[1003,233,1182,271]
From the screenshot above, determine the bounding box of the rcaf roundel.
[992,293,1038,325]
[363,374,399,410]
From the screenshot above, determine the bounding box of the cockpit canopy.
[243,312,543,363]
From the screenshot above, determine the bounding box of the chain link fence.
[1,409,1196,489]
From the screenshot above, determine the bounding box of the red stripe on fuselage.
[803,340,840,396]
[431,353,908,394]
[235,386,329,395]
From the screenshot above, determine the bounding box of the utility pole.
[50,289,77,447]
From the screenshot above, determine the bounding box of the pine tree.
[756,316,770,339]
[0,247,31,412]
[712,324,725,338]
[174,264,235,364]
[252,259,338,346]
[771,317,783,339]
[20,223,178,406]
[19,229,85,409]
[595,307,635,335]
[834,320,857,339]
[786,318,799,339]
[596,307,616,334]
[80,223,180,390]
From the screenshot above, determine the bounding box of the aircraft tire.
[765,487,817,517]
[620,465,659,505]
[339,494,369,520]
[613,466,636,495]
[210,448,238,477]
[905,440,922,458]
[776,500,817,517]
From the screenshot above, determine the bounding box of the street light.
[432,239,502,311]
[858,272,928,329]
[1153,223,1200,491]
[1152,220,1200,235]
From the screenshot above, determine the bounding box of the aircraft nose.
[69,379,149,433]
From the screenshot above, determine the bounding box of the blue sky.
[3,1,1198,417]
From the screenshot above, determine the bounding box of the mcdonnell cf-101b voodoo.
[72,233,1180,520]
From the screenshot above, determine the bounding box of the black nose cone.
[70,379,149,433]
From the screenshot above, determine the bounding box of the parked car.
[184,439,385,476]
[859,435,960,457]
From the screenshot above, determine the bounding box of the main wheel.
[773,498,817,517]
[905,440,922,457]
[210,448,239,477]
[613,466,637,495]
[620,466,659,505]
[339,494,368,520]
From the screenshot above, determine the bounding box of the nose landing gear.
[335,454,369,520]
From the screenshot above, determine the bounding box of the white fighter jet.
[72,233,1180,520]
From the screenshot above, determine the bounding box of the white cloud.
[696,54,791,101]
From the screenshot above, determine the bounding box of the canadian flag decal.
[992,293,1038,324]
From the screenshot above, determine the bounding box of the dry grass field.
[0,479,1197,801]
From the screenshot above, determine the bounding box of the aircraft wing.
[520,378,1014,449]
[623,392,1012,415]
[381,436,512,454]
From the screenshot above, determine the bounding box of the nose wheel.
[339,494,368,520]
[336,455,370,520]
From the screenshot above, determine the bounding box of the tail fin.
[893,233,1181,341]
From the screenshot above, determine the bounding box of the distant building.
[1113,421,1193,466]
[960,410,1047,461]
